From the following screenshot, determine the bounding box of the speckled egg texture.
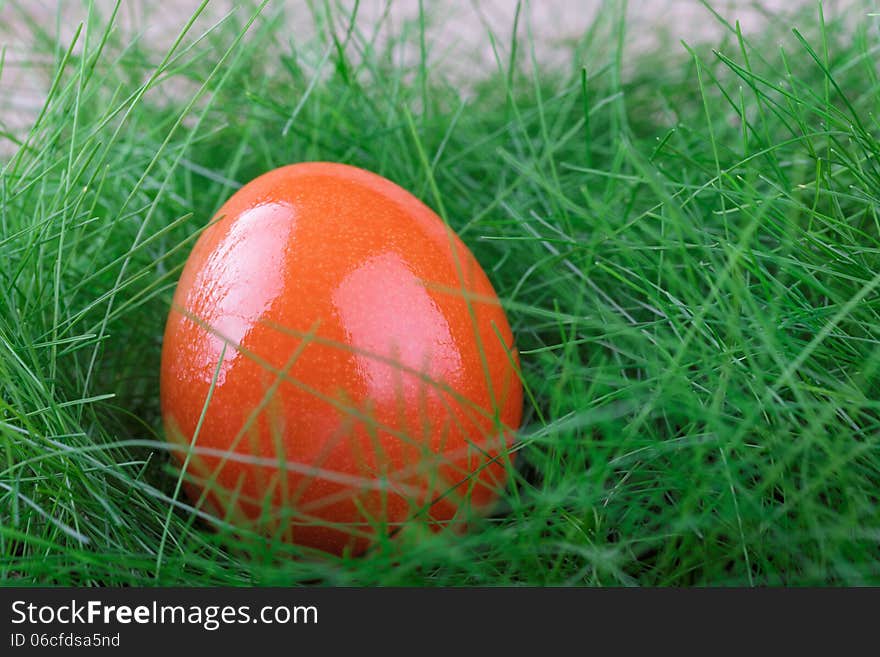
[160,162,523,555]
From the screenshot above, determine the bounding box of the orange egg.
[160,162,522,555]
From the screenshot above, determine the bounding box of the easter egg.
[159,162,522,555]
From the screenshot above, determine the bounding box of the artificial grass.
[0,0,878,585]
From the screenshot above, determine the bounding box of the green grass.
[1,0,879,585]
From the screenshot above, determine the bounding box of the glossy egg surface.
[160,162,522,555]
